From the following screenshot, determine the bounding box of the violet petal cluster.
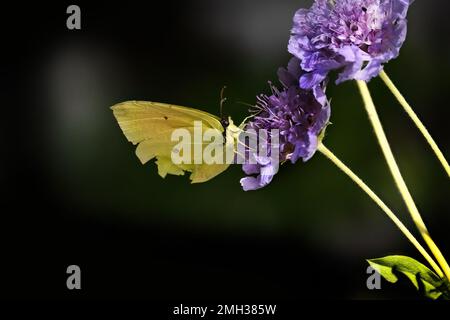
[240,58,330,191]
[240,154,279,191]
[288,0,412,89]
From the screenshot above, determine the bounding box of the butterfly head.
[220,117,229,129]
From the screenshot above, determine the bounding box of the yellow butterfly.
[111,101,243,183]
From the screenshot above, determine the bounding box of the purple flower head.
[288,0,413,89]
[240,58,331,191]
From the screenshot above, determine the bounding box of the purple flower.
[240,58,331,191]
[240,155,279,191]
[288,0,412,89]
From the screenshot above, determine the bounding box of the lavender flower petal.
[289,0,413,87]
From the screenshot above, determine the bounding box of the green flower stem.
[379,70,450,178]
[356,80,450,280]
[318,143,443,277]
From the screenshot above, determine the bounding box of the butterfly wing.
[111,101,230,183]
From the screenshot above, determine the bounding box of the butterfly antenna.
[220,86,227,119]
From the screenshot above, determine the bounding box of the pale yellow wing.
[111,101,230,183]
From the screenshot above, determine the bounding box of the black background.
[2,0,449,308]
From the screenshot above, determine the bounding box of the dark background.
[1,0,449,303]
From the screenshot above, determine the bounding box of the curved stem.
[356,80,450,280]
[318,143,443,277]
[379,70,450,178]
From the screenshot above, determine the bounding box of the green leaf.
[367,255,450,300]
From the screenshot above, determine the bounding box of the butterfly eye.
[221,118,229,128]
